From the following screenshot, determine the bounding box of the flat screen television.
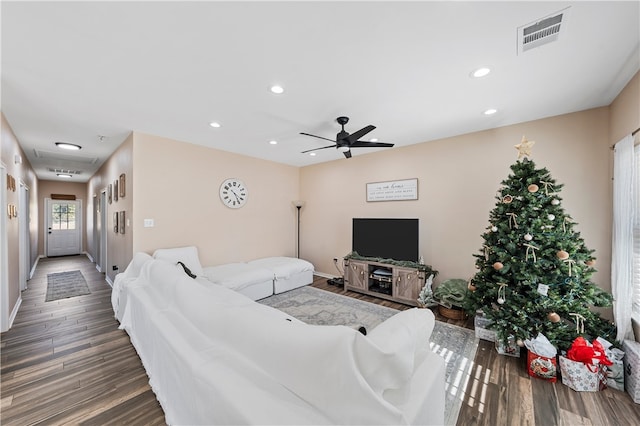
[352,218,419,262]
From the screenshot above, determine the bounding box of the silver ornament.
[497,297,505,305]
[548,214,555,221]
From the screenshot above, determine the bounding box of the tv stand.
[343,258,426,306]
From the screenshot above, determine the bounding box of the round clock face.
[219,178,248,208]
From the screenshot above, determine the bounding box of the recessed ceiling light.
[309,152,316,156]
[57,173,73,178]
[471,67,491,78]
[209,121,221,128]
[55,142,82,150]
[484,108,498,115]
[270,85,284,94]
[269,140,278,145]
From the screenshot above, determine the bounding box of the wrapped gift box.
[623,339,640,403]
[474,314,496,342]
[495,335,520,357]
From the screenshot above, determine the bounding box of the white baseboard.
[84,251,94,263]
[29,256,40,280]
[314,272,336,279]
[8,295,22,330]
[105,275,114,288]
[95,264,103,273]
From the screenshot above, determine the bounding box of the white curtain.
[612,134,635,341]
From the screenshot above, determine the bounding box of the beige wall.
[132,132,300,267]
[300,107,613,297]
[1,113,38,326]
[38,180,88,256]
[609,71,640,144]
[86,134,134,282]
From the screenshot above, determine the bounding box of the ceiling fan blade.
[349,141,395,148]
[301,144,336,154]
[343,150,352,159]
[345,125,375,143]
[300,132,336,143]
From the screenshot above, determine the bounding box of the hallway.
[0,255,165,425]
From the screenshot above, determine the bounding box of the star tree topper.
[515,135,535,160]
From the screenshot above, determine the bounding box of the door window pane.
[52,203,76,230]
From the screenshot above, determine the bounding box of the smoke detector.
[517,7,571,55]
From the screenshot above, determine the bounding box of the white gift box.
[474,314,496,342]
[623,339,640,403]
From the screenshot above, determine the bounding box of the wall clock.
[219,178,248,209]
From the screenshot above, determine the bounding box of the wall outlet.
[112,265,118,271]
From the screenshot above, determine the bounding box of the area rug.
[45,270,91,302]
[259,286,478,426]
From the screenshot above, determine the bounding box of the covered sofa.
[112,253,445,425]
[153,246,314,300]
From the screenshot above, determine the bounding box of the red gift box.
[527,350,558,382]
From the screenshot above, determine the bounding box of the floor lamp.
[292,200,305,258]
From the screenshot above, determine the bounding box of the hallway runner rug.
[259,285,478,426]
[45,270,91,302]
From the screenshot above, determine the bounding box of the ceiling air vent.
[517,7,570,55]
[48,168,82,175]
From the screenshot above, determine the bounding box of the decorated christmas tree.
[464,137,616,351]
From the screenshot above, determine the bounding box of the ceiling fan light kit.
[300,116,394,159]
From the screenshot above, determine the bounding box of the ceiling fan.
[300,116,394,158]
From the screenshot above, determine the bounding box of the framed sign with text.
[366,178,418,202]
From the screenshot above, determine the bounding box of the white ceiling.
[2,1,639,182]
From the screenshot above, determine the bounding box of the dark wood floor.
[0,255,165,425]
[2,255,639,425]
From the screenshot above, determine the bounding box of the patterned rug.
[45,270,91,302]
[259,285,478,426]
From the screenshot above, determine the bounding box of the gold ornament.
[502,195,513,204]
[468,282,477,292]
[586,259,596,267]
[528,184,539,193]
[547,312,561,323]
[556,250,569,260]
[493,262,504,270]
[515,135,535,160]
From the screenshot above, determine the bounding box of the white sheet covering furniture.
[202,262,275,300]
[248,256,314,294]
[113,255,446,425]
[150,246,314,299]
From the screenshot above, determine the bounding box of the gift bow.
[567,336,613,372]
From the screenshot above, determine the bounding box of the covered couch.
[112,253,445,425]
[153,246,314,300]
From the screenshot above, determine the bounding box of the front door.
[46,198,81,257]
